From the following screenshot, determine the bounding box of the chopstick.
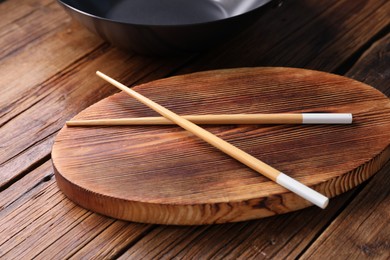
[66,113,352,126]
[96,71,329,209]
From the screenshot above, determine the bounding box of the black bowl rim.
[57,0,274,27]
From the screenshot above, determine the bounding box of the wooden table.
[1,0,389,258]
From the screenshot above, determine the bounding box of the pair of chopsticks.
[79,71,351,209]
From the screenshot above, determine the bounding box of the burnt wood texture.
[52,67,390,225]
[1,0,389,258]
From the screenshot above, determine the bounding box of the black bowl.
[58,0,276,55]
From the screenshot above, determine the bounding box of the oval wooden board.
[52,67,390,225]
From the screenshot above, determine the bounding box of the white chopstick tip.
[276,172,329,209]
[302,113,352,124]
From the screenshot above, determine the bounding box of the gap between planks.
[334,21,390,75]
[295,184,368,259]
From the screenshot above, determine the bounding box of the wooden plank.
[0,1,70,61]
[345,33,390,96]
[0,162,53,213]
[117,225,212,259]
[0,133,55,189]
[117,193,354,259]
[0,161,151,259]
[299,31,390,260]
[300,161,390,259]
[68,221,152,259]
[0,22,103,126]
[0,0,52,29]
[295,0,390,70]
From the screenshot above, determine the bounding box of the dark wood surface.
[1,0,389,258]
[53,67,390,225]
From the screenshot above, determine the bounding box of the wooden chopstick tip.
[65,120,80,126]
[96,71,109,81]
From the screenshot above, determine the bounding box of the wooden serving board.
[52,67,390,225]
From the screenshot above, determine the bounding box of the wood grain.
[176,0,390,73]
[0,0,52,29]
[299,25,390,260]
[52,67,390,225]
[0,160,152,259]
[1,0,389,257]
[0,1,67,61]
[88,29,390,260]
[118,193,353,259]
[2,0,388,190]
[301,161,390,259]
